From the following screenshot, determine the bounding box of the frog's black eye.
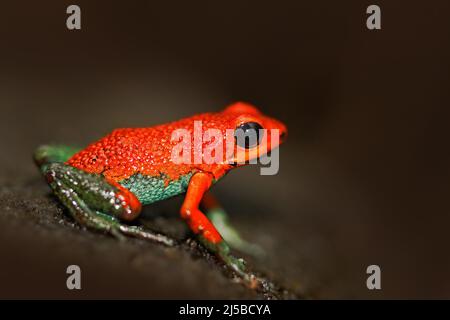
[234,122,264,149]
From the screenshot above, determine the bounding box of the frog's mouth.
[228,147,281,167]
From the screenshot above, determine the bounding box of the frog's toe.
[110,227,127,242]
[118,224,177,246]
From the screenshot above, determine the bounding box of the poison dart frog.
[34,102,287,279]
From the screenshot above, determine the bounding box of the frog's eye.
[234,122,264,149]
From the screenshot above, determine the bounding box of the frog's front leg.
[40,161,175,246]
[180,172,250,277]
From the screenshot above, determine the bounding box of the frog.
[33,102,287,283]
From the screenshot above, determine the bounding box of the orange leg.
[180,172,222,244]
[180,172,247,275]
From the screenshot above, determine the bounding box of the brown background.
[0,1,449,298]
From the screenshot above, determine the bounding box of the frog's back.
[67,126,195,180]
[66,113,233,204]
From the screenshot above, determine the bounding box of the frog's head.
[220,102,287,165]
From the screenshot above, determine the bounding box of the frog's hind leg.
[41,162,175,246]
[202,192,265,258]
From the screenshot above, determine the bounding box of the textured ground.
[0,171,325,299]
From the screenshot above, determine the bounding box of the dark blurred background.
[0,1,449,299]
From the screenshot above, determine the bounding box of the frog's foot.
[119,225,175,246]
[199,236,272,292]
[94,212,176,246]
[199,235,247,276]
[42,162,175,247]
[180,172,262,288]
[202,193,265,258]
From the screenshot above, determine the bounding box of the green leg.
[94,211,174,245]
[34,145,175,246]
[202,193,265,258]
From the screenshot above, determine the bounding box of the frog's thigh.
[45,163,141,219]
[44,163,175,246]
[45,164,122,233]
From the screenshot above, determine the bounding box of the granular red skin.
[67,112,234,182]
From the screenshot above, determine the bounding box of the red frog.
[34,102,287,280]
